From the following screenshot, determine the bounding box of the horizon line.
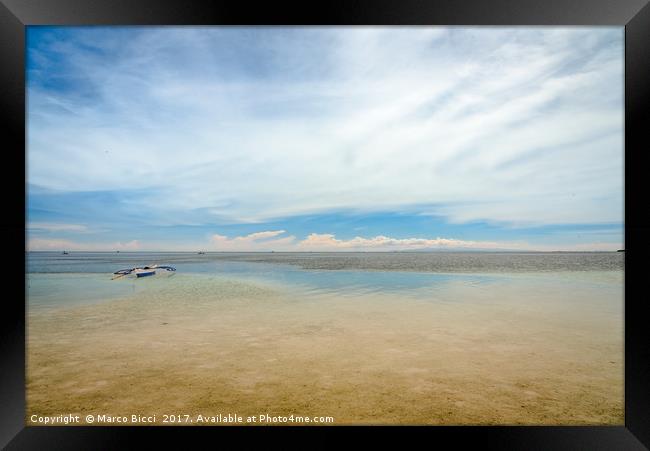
[25,250,624,253]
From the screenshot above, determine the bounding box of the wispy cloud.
[27,238,141,251]
[27,222,90,232]
[26,27,623,249]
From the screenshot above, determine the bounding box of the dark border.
[2,0,649,449]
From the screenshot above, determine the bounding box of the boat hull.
[135,270,155,278]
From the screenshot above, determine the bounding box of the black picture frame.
[2,0,649,448]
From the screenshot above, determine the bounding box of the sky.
[26,26,624,252]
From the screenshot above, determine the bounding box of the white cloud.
[27,222,89,232]
[27,231,620,252]
[27,238,141,251]
[297,233,493,250]
[295,233,620,252]
[27,27,624,227]
[236,230,286,241]
[210,230,296,250]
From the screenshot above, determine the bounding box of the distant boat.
[198,251,205,255]
[617,249,625,252]
[62,251,69,255]
[112,264,176,280]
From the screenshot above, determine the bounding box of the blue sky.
[26,27,624,251]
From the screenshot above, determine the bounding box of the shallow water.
[27,250,624,273]
[25,252,624,425]
[26,251,623,308]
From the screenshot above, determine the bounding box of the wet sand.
[26,274,623,425]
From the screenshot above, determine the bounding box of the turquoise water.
[26,251,623,309]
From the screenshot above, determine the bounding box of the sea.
[25,251,625,424]
[26,251,624,309]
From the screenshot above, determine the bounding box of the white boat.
[112,264,176,280]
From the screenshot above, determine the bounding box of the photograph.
[25,26,625,426]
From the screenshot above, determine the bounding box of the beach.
[26,252,624,425]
